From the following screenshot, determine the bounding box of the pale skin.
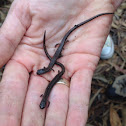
[0,0,123,126]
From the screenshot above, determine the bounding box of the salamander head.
[37,67,49,75]
[40,101,46,109]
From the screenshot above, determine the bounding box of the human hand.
[0,0,123,125]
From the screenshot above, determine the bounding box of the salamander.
[39,31,65,109]
[37,12,114,75]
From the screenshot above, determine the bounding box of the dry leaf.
[110,106,122,126]
[122,106,126,126]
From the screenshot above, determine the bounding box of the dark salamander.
[37,12,114,75]
[40,31,65,109]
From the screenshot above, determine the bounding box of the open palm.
[0,0,122,125]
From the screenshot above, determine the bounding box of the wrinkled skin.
[0,0,123,126]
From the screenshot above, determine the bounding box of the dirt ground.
[0,0,126,126]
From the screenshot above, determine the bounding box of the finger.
[45,83,69,126]
[0,60,29,126]
[0,0,30,67]
[66,69,93,126]
[21,74,48,126]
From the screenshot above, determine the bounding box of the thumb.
[0,0,31,67]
